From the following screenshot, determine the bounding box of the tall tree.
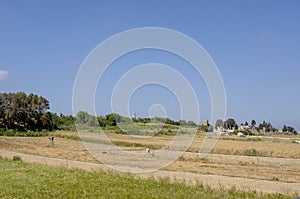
[251,120,256,127]
[0,92,51,131]
[215,119,224,129]
[224,118,237,130]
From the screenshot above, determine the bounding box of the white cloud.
[0,70,8,80]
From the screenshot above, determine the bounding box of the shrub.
[244,130,255,136]
[12,156,22,162]
[272,176,279,181]
[0,130,49,137]
[244,149,260,156]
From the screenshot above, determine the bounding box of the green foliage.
[76,111,98,127]
[0,159,295,199]
[51,113,75,131]
[166,118,180,126]
[52,132,81,141]
[215,119,224,129]
[258,121,275,132]
[224,118,238,130]
[187,121,197,127]
[198,125,209,132]
[73,112,197,135]
[97,115,108,127]
[244,130,255,136]
[197,125,213,132]
[251,120,256,127]
[0,92,52,131]
[206,126,214,132]
[105,113,121,126]
[156,129,176,136]
[1,92,298,138]
[220,137,262,142]
[0,92,77,133]
[243,149,261,156]
[132,117,151,123]
[111,141,147,148]
[151,117,189,126]
[272,176,280,181]
[12,156,22,162]
[282,125,297,135]
[0,130,48,137]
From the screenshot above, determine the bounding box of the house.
[238,125,251,131]
[202,120,209,126]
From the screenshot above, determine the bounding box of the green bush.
[0,130,48,137]
[12,156,22,162]
[244,130,255,136]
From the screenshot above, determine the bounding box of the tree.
[179,120,187,126]
[187,121,197,127]
[251,120,256,127]
[97,116,107,127]
[282,125,297,135]
[207,125,214,132]
[0,92,52,131]
[258,121,275,132]
[52,113,75,131]
[287,126,297,135]
[266,122,274,132]
[76,111,99,127]
[282,125,287,132]
[105,113,118,126]
[224,118,237,130]
[258,121,267,130]
[76,111,90,125]
[88,115,98,126]
[215,119,224,129]
[244,121,249,126]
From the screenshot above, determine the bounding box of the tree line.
[0,92,197,132]
[0,92,52,131]
[0,92,297,135]
[75,111,197,128]
[214,118,297,135]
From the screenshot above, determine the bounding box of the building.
[132,112,136,119]
[238,125,251,131]
[202,119,209,126]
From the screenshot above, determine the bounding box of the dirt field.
[1,131,300,194]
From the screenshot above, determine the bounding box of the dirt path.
[1,149,299,195]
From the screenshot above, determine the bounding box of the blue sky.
[0,1,299,130]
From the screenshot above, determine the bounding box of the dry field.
[1,131,300,194]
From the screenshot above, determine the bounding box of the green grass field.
[0,158,296,199]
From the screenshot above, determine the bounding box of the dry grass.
[0,135,97,163]
[1,131,300,184]
[211,139,300,158]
